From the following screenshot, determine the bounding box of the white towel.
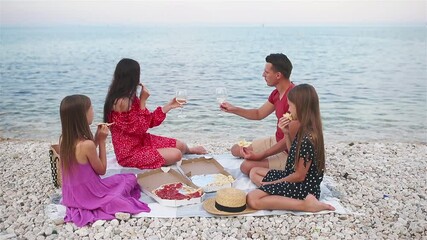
[46,153,352,220]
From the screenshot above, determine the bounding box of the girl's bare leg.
[158,148,182,166]
[249,167,270,186]
[240,159,269,175]
[176,140,207,154]
[247,189,335,212]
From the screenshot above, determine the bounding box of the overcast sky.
[1,0,426,26]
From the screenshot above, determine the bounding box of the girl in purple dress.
[59,94,150,227]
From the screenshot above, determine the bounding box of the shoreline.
[0,139,426,239]
[1,135,426,145]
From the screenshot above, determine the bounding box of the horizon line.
[1,22,426,28]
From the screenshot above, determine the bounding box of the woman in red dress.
[103,58,206,169]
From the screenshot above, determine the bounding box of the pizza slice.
[153,182,203,200]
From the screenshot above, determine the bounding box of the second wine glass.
[175,89,188,118]
[215,87,227,116]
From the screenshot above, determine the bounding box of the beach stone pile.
[0,138,426,239]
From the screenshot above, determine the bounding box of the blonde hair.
[288,84,325,173]
[59,95,93,173]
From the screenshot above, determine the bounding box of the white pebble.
[115,212,131,221]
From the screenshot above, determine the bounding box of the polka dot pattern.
[259,133,323,200]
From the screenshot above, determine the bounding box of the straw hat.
[203,188,257,216]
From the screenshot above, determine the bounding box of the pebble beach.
[0,138,426,239]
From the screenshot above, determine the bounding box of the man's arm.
[259,137,288,158]
[241,138,287,161]
[244,119,300,161]
[221,101,275,120]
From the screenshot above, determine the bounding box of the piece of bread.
[191,174,235,188]
[283,112,293,121]
[237,140,251,147]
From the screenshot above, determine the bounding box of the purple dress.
[61,162,150,227]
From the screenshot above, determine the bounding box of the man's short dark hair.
[266,53,293,79]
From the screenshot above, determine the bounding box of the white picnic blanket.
[45,153,351,220]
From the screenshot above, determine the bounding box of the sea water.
[0,25,426,143]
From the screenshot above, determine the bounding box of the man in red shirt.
[220,53,299,175]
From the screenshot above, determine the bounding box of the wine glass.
[175,89,188,118]
[215,87,227,116]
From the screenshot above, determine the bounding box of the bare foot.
[304,194,336,212]
[189,146,207,154]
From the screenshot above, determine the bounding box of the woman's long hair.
[103,58,140,122]
[60,95,94,173]
[288,84,325,173]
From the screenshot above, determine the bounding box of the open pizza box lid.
[178,157,235,193]
[137,168,203,207]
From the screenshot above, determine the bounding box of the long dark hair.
[59,95,93,173]
[103,58,141,122]
[288,84,325,173]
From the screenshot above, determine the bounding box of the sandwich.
[283,112,293,121]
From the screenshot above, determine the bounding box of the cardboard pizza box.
[178,157,235,193]
[137,168,203,207]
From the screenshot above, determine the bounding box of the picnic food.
[153,182,202,200]
[283,112,293,121]
[191,174,235,189]
[237,139,251,147]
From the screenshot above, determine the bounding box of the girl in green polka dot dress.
[247,84,335,212]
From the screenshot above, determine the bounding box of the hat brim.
[202,198,257,216]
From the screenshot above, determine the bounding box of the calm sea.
[0,25,426,143]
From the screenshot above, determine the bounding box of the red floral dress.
[108,97,176,169]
